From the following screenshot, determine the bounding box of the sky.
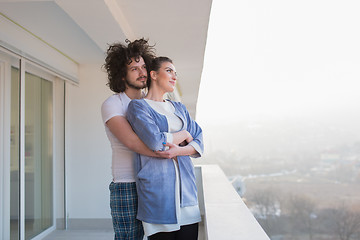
[196,0,360,156]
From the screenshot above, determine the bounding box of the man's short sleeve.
[101,95,125,125]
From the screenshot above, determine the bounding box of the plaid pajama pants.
[109,182,144,240]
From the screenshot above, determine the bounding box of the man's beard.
[126,77,147,90]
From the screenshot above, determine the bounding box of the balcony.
[43,165,269,240]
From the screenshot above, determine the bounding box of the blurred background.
[195,0,360,239]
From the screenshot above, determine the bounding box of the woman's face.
[153,61,177,93]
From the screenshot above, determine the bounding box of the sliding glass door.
[24,72,53,239]
[10,65,20,240]
[2,49,54,240]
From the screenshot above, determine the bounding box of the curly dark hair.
[104,38,156,93]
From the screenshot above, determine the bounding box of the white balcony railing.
[195,165,270,240]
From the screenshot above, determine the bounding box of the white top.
[144,99,183,145]
[142,99,201,236]
[101,92,135,182]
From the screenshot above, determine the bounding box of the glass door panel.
[24,72,53,239]
[10,66,20,240]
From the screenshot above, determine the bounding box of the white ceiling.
[0,0,212,116]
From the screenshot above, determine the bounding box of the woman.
[126,57,204,240]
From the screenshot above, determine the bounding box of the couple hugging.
[101,38,203,240]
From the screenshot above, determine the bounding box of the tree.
[284,194,317,240]
[248,188,281,236]
[331,203,360,240]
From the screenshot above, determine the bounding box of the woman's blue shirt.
[126,99,204,224]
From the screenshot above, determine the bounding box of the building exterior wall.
[53,78,65,227]
[65,64,113,220]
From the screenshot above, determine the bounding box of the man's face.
[124,57,147,90]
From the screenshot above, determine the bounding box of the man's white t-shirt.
[101,92,135,182]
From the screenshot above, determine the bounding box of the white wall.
[53,77,65,224]
[65,64,113,219]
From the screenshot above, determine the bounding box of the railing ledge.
[195,164,270,240]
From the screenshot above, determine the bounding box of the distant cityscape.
[194,119,360,239]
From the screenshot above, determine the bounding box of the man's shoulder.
[103,94,120,104]
[101,94,126,123]
[101,94,124,112]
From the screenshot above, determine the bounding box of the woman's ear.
[150,70,157,81]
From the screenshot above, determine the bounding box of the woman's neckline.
[145,98,166,103]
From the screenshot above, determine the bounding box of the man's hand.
[155,143,180,159]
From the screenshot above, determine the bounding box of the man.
[101,39,181,240]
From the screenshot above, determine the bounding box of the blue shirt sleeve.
[127,100,167,151]
[180,102,204,158]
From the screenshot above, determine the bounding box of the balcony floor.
[42,229,113,240]
[42,224,204,240]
